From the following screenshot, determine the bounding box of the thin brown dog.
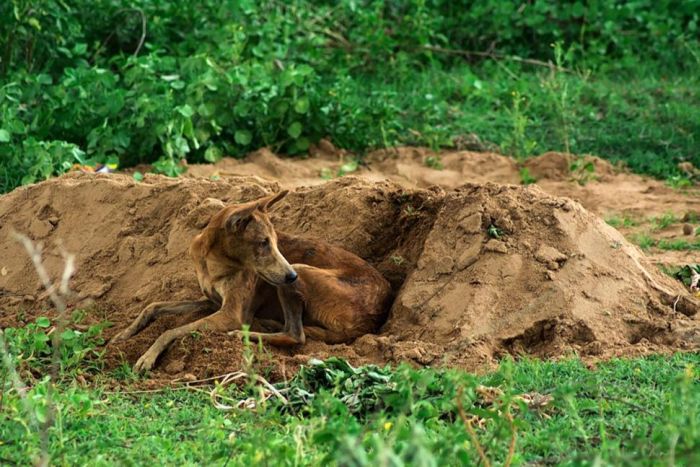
[111,191,392,372]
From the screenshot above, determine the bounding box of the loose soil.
[1,145,699,384]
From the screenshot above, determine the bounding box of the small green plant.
[650,212,678,230]
[503,91,537,161]
[390,255,405,266]
[570,158,597,186]
[424,155,444,170]
[2,315,106,378]
[634,234,655,250]
[665,175,693,189]
[337,159,360,177]
[487,224,503,239]
[518,167,537,185]
[540,42,588,156]
[605,216,639,228]
[657,239,700,251]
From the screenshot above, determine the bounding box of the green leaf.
[175,105,194,118]
[133,171,144,182]
[338,160,359,176]
[170,80,186,90]
[35,404,48,424]
[234,130,252,146]
[204,146,223,162]
[287,122,302,139]
[36,317,51,328]
[0,129,10,143]
[294,97,310,114]
[73,43,88,55]
[27,18,41,31]
[36,74,52,85]
[297,64,314,76]
[60,329,76,341]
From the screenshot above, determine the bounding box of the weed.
[650,212,679,230]
[487,225,503,239]
[390,255,405,266]
[657,239,700,251]
[570,158,597,186]
[502,91,537,161]
[518,167,537,185]
[632,234,700,251]
[666,175,694,189]
[2,316,106,380]
[424,155,444,170]
[634,234,655,250]
[605,216,639,229]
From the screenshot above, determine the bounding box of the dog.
[111,190,392,372]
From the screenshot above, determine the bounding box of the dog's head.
[217,190,297,286]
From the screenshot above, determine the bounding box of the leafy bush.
[1,315,106,377]
[1,0,698,193]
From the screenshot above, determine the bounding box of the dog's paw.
[227,330,243,338]
[133,352,157,373]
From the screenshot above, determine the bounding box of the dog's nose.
[285,271,298,284]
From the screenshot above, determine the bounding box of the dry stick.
[504,410,518,467]
[456,388,491,467]
[90,8,147,62]
[421,45,572,73]
[13,232,75,467]
[673,295,681,314]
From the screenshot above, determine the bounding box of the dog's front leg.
[133,306,237,373]
[228,282,305,346]
[111,299,218,343]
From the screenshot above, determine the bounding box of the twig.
[90,8,147,62]
[129,8,147,57]
[456,387,491,467]
[13,232,75,467]
[209,371,288,411]
[421,45,572,73]
[103,387,190,395]
[504,410,517,467]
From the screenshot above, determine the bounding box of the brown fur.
[111,191,392,372]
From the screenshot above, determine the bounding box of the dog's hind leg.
[228,283,306,346]
[133,309,232,372]
[252,319,284,332]
[111,299,217,343]
[302,326,350,344]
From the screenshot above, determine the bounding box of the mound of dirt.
[186,147,700,268]
[0,173,698,382]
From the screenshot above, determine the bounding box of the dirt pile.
[0,173,698,380]
[186,147,700,268]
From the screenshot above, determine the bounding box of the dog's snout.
[285,271,298,284]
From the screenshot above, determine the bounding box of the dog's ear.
[225,205,256,233]
[257,190,289,212]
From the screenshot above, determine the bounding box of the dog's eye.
[260,239,270,247]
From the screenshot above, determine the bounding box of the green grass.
[634,234,700,251]
[651,213,680,231]
[1,320,699,465]
[606,216,639,229]
[657,239,700,251]
[634,234,656,251]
